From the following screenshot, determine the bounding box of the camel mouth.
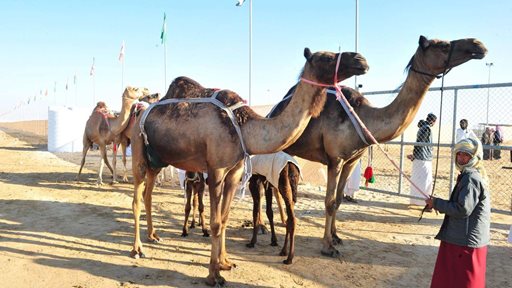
[353,65,370,75]
[470,52,486,60]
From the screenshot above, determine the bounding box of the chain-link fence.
[356,82,512,212]
[1,83,511,212]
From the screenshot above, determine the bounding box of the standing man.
[455,119,477,143]
[408,113,437,207]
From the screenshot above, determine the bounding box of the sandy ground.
[0,126,511,288]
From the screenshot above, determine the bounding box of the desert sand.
[0,125,511,288]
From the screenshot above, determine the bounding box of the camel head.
[302,48,369,84]
[122,86,147,102]
[408,36,487,76]
[139,92,160,104]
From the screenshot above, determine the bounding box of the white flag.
[119,41,125,63]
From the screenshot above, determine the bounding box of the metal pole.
[449,89,458,194]
[354,0,359,90]
[249,0,252,105]
[164,40,167,93]
[485,62,493,125]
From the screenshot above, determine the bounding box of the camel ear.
[304,48,312,62]
[419,35,430,50]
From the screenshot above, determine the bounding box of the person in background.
[426,137,490,288]
[455,119,476,143]
[408,113,437,207]
[343,160,361,203]
[493,125,504,159]
[481,127,494,160]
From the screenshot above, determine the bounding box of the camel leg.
[265,185,278,247]
[321,159,343,257]
[121,142,128,182]
[99,144,114,185]
[331,158,361,245]
[218,162,244,271]
[247,176,263,248]
[131,155,147,259]
[182,180,193,237]
[206,168,227,287]
[112,143,118,184]
[198,178,209,237]
[273,187,287,226]
[191,187,199,229]
[144,168,161,243]
[77,134,91,182]
[280,165,299,265]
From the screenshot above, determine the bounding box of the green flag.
[160,13,167,44]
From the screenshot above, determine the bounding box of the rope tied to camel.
[300,52,433,201]
[139,90,252,198]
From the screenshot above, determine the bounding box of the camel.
[129,47,368,286]
[247,152,301,264]
[77,86,147,184]
[268,36,487,257]
[182,171,209,237]
[112,92,160,183]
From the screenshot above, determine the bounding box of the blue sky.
[1,0,510,119]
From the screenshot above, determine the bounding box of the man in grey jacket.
[426,137,490,288]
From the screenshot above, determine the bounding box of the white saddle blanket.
[250,151,301,188]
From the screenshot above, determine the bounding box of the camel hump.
[340,87,368,107]
[162,76,246,107]
[163,76,205,100]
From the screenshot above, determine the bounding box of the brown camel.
[113,92,160,183]
[130,47,368,286]
[268,36,487,257]
[247,152,300,265]
[77,86,147,184]
[181,171,209,237]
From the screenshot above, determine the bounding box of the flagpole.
[74,74,77,107]
[164,38,167,91]
[249,0,252,106]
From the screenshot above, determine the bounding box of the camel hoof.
[130,250,145,259]
[246,242,255,248]
[332,234,343,246]
[181,232,188,237]
[279,249,287,256]
[219,261,235,271]
[283,259,293,265]
[321,248,341,258]
[147,237,161,243]
[259,225,268,235]
[270,241,278,247]
[205,275,225,287]
[190,222,196,229]
[202,230,210,237]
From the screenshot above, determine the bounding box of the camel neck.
[364,71,435,142]
[242,82,325,154]
[110,97,136,135]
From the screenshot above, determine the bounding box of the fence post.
[398,133,405,194]
[449,89,458,194]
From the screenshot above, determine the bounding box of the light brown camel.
[268,36,487,257]
[113,92,160,183]
[247,153,300,265]
[77,86,146,184]
[181,171,209,237]
[130,48,368,286]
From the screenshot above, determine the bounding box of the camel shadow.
[0,171,134,194]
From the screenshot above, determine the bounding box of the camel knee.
[210,223,221,237]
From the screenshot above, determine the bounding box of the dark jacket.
[413,122,433,161]
[433,168,490,248]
